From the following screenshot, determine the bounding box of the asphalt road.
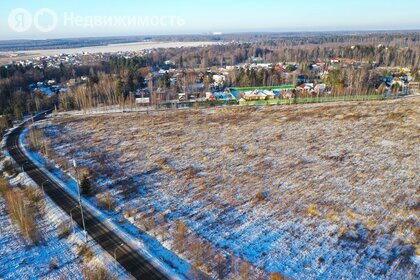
[4,112,169,280]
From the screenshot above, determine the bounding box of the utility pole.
[73,158,88,243]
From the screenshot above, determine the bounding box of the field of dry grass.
[40,97,419,279]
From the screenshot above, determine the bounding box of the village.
[3,47,419,110]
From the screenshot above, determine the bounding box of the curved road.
[4,112,169,280]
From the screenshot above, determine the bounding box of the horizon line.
[1,28,419,42]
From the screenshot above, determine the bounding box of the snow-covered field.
[36,97,419,279]
[0,168,85,280]
[1,141,129,280]
[0,41,218,64]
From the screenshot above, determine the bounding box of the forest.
[0,31,419,132]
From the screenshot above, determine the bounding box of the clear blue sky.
[1,0,419,39]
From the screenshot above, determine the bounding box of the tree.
[80,175,92,196]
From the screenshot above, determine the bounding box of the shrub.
[0,177,10,193]
[97,191,116,211]
[256,192,265,202]
[189,238,205,267]
[24,186,43,206]
[82,263,117,280]
[270,272,284,280]
[4,189,40,243]
[143,216,156,231]
[3,160,17,176]
[186,165,198,180]
[77,244,94,261]
[58,221,72,238]
[80,175,92,196]
[173,220,187,253]
[49,257,59,270]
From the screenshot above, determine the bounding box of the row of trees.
[1,33,419,116]
[0,177,42,243]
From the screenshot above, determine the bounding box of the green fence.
[238,95,385,106]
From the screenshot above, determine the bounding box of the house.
[135,97,150,105]
[297,83,315,91]
[314,84,327,94]
[164,60,175,66]
[330,57,341,64]
[250,57,265,64]
[212,75,225,86]
[206,92,232,100]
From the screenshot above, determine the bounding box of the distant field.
[0,41,218,64]
[38,98,419,279]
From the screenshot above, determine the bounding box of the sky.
[1,0,419,40]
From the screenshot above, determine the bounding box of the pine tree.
[80,175,92,196]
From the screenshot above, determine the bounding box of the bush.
[256,192,265,201]
[256,191,269,202]
[80,175,92,196]
[270,272,284,280]
[58,221,72,238]
[186,165,198,180]
[4,189,40,243]
[49,257,59,270]
[0,177,10,194]
[82,263,117,280]
[24,186,43,206]
[97,191,116,211]
[173,220,187,253]
[3,160,17,176]
[77,244,95,261]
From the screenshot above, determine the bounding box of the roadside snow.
[19,126,188,279]
[0,178,83,280]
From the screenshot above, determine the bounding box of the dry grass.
[3,187,41,244]
[42,97,420,278]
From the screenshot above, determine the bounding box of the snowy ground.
[0,167,132,280]
[19,128,191,279]
[33,97,419,279]
[0,170,84,280]
[1,127,130,280]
